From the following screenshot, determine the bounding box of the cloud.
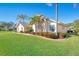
[46,3,52,7]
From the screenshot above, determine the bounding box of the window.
[49,25,55,32]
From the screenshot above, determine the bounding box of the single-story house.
[16,15,68,33]
[16,22,32,32]
[32,19,68,32]
[16,22,26,32]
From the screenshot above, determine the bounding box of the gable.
[17,24,24,29]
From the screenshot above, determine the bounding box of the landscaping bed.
[24,32,68,39]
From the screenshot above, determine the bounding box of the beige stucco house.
[31,16,68,33]
[16,15,68,33]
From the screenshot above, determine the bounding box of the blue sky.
[0,3,79,24]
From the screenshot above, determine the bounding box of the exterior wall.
[32,22,68,32]
[49,22,57,32]
[43,23,47,32]
[32,23,46,32]
[32,24,36,32]
[58,24,67,32]
[17,24,24,32]
[49,22,67,32]
[32,24,39,32]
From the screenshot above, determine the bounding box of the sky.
[0,3,79,24]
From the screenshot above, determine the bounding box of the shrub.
[29,28,33,32]
[26,26,33,32]
[34,32,42,36]
[26,32,68,39]
[36,32,58,39]
[52,33,58,39]
[58,32,67,39]
[46,32,52,38]
[39,32,42,36]
[32,32,36,35]
[41,32,46,37]
[20,31,24,33]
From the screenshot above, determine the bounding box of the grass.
[0,31,79,56]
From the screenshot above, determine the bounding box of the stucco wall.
[17,24,24,32]
[58,24,67,32]
[32,22,67,32]
[32,24,35,32]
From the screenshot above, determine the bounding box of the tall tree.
[30,15,43,32]
[17,14,27,23]
[30,15,41,24]
[30,15,50,32]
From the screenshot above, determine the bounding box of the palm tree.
[30,15,50,32]
[17,14,27,23]
[30,15,48,32]
[43,17,50,32]
[30,15,41,24]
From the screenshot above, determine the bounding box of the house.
[16,22,26,32]
[16,15,68,33]
[31,15,68,33]
[16,22,32,32]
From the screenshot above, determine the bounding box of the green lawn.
[0,31,79,56]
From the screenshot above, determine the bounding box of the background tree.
[0,21,14,31]
[73,20,79,32]
[66,19,79,33]
[7,22,14,30]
